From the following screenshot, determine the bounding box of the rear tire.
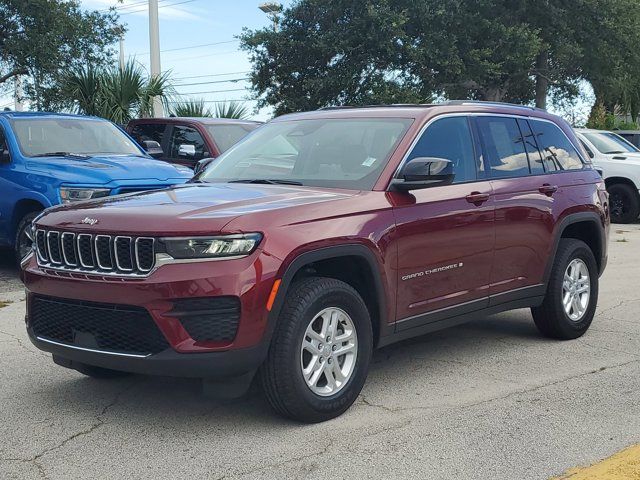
[532,239,598,340]
[608,183,640,224]
[260,277,373,423]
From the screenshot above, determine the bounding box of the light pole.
[259,2,283,32]
[149,0,163,117]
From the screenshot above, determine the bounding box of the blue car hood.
[25,154,192,184]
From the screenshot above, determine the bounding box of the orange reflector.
[266,279,281,311]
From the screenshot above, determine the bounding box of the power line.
[173,77,249,87]
[130,39,238,56]
[166,99,258,104]
[172,71,250,80]
[119,0,199,16]
[174,87,247,95]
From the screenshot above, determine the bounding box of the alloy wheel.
[300,307,358,397]
[562,258,590,321]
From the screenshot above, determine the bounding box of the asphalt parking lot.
[1,227,640,480]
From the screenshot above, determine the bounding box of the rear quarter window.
[530,120,584,171]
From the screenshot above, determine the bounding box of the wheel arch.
[10,198,47,244]
[267,245,390,348]
[544,212,606,284]
[604,176,638,192]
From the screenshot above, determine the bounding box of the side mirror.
[0,147,10,164]
[391,157,455,191]
[193,157,215,176]
[178,144,196,157]
[140,140,163,159]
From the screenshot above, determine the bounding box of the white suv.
[575,128,640,223]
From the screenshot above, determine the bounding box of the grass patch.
[616,238,629,243]
[0,300,12,308]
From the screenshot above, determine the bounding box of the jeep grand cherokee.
[22,102,609,423]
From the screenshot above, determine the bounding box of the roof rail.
[318,100,542,112]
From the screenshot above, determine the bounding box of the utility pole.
[14,76,24,112]
[119,34,125,71]
[148,0,163,117]
[259,2,283,32]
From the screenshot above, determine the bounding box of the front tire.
[532,239,598,340]
[260,277,373,423]
[14,211,40,263]
[608,183,640,224]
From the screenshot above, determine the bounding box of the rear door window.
[530,120,584,171]
[518,119,545,175]
[476,116,530,178]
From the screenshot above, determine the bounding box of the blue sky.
[85,0,295,120]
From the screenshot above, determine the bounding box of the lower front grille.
[30,295,170,356]
[169,297,240,342]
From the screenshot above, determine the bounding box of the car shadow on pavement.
[24,310,545,430]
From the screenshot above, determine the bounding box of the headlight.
[161,233,262,259]
[59,187,111,203]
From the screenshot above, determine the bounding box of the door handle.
[465,192,490,205]
[539,184,558,196]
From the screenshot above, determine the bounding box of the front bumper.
[22,250,281,378]
[27,327,268,378]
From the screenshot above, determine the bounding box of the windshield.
[199,118,412,190]
[10,117,143,157]
[205,124,260,153]
[582,132,639,154]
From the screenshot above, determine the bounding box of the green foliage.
[171,99,213,117]
[0,0,121,109]
[62,61,174,124]
[241,0,640,114]
[586,102,638,130]
[213,100,251,119]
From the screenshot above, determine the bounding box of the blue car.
[0,111,193,260]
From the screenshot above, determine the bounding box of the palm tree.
[170,99,212,117]
[213,100,251,119]
[63,61,174,123]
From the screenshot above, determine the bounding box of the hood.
[25,154,193,184]
[37,183,357,235]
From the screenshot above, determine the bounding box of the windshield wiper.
[30,152,90,159]
[228,179,303,186]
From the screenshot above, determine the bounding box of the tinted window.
[129,123,166,148]
[477,117,529,178]
[200,118,412,190]
[518,119,545,175]
[530,120,583,171]
[408,116,477,183]
[0,127,5,149]
[168,126,206,161]
[205,124,259,153]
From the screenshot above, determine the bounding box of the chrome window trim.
[35,336,151,358]
[46,231,62,264]
[77,234,95,268]
[61,232,77,267]
[389,112,589,188]
[114,236,134,272]
[94,235,113,270]
[134,237,155,272]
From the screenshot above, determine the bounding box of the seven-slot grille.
[35,229,155,276]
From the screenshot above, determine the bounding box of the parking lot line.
[553,444,640,479]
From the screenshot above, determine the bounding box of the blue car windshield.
[10,118,142,157]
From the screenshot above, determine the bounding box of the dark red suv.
[22,102,609,422]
